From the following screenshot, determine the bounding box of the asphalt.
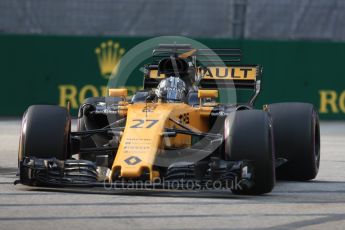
[0,118,344,230]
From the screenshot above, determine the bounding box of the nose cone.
[111,103,172,180]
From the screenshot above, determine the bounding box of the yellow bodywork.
[108,64,258,181]
[198,89,218,98]
[109,88,128,97]
[110,102,211,181]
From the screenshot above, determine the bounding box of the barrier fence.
[0,35,344,119]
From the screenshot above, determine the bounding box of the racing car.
[17,44,320,195]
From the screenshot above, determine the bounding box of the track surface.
[0,118,344,230]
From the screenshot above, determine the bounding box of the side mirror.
[198,89,218,107]
[109,88,128,99]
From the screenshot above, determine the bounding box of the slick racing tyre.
[18,105,71,185]
[224,110,275,195]
[267,103,320,181]
[18,105,71,161]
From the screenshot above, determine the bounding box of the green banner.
[0,34,344,119]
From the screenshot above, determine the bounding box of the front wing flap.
[17,157,254,191]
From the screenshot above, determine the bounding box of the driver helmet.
[155,76,187,102]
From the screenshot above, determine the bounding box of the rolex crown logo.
[95,40,125,79]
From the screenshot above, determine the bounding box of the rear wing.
[152,44,242,64]
[144,44,263,105]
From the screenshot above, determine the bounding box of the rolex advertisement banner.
[0,34,344,119]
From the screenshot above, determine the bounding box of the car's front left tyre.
[18,105,71,185]
[224,110,275,195]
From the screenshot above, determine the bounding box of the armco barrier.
[0,35,344,119]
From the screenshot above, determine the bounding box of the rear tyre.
[267,103,320,181]
[18,105,71,185]
[224,110,275,195]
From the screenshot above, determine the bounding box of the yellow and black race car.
[17,44,320,195]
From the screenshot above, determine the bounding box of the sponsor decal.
[319,90,345,114]
[58,40,140,109]
[58,85,140,109]
[124,156,142,166]
[178,113,190,124]
[198,66,257,80]
[95,40,125,79]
